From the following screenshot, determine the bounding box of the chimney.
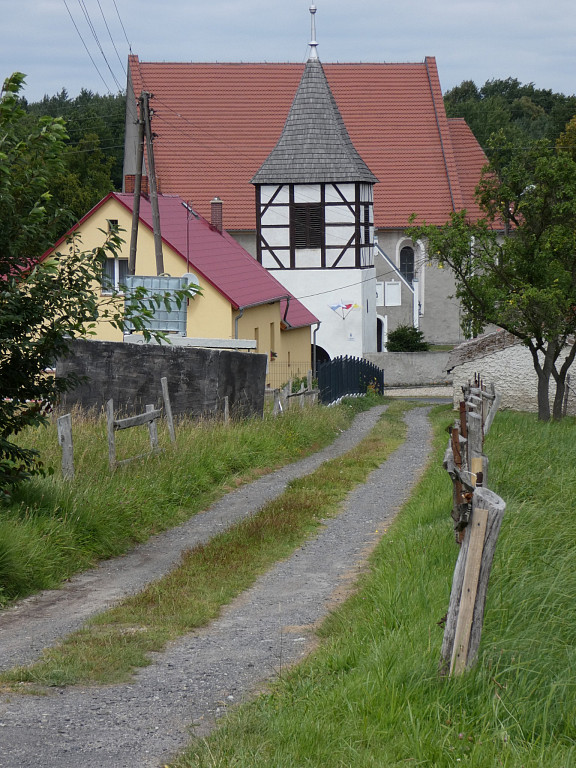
[124,174,150,196]
[211,197,223,233]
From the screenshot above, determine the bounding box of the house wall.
[48,199,310,370]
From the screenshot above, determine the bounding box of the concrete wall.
[364,351,452,386]
[56,339,268,418]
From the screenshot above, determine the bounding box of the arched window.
[399,245,415,284]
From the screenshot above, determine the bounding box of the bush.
[386,324,429,352]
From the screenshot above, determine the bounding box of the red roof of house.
[127,56,487,230]
[45,192,318,329]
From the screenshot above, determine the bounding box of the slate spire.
[251,8,378,185]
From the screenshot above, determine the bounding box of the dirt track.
[0,404,433,768]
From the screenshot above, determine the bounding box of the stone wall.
[448,332,576,414]
[364,350,452,386]
[56,339,268,418]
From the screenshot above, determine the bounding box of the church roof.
[126,56,487,230]
[251,57,378,185]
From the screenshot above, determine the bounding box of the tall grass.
[0,398,377,605]
[171,408,576,768]
[1,401,407,687]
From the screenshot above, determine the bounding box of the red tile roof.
[128,56,487,230]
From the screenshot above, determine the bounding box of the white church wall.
[273,268,375,359]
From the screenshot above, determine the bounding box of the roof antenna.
[309,4,318,60]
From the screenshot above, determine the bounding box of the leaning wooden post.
[272,389,282,416]
[160,377,176,444]
[57,413,74,480]
[441,486,506,675]
[146,404,160,452]
[106,399,116,470]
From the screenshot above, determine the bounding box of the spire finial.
[309,4,318,60]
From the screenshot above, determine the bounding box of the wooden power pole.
[128,102,145,276]
[141,91,165,275]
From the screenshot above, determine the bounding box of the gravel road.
[0,404,433,768]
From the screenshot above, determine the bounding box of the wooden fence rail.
[440,377,506,676]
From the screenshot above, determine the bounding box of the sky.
[3,0,576,103]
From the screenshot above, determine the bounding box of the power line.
[62,0,113,94]
[96,0,127,79]
[76,0,124,92]
[111,0,133,53]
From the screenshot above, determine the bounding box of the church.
[123,6,486,361]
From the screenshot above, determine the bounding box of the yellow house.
[44,192,318,388]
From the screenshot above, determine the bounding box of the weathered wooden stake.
[272,389,283,416]
[106,398,116,469]
[223,395,230,423]
[57,413,74,479]
[161,377,176,443]
[450,507,489,675]
[146,404,159,452]
[441,487,506,675]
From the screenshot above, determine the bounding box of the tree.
[444,77,576,150]
[0,74,195,494]
[409,134,576,421]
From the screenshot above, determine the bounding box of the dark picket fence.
[317,356,384,405]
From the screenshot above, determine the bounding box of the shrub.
[386,324,430,352]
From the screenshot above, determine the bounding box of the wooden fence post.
[161,376,176,443]
[146,404,159,452]
[272,389,283,416]
[223,395,230,423]
[106,398,116,469]
[57,413,74,479]
[441,487,506,675]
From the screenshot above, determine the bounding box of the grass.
[0,399,409,687]
[0,397,380,606]
[167,408,576,768]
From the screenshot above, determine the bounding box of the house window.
[400,246,415,284]
[102,258,128,293]
[293,203,323,248]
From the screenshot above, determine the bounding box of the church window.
[400,245,415,284]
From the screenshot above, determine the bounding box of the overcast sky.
[3,0,576,103]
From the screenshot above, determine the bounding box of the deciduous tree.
[410,134,576,421]
[0,74,195,494]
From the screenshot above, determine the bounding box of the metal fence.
[317,356,384,404]
[265,361,312,391]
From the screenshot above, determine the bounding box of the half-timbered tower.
[250,7,378,360]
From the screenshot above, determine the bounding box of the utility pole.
[141,91,164,275]
[128,100,145,275]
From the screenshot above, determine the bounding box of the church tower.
[251,5,379,360]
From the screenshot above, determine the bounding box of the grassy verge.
[0,397,380,606]
[1,399,409,687]
[169,408,576,768]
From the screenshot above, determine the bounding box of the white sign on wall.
[385,281,401,307]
